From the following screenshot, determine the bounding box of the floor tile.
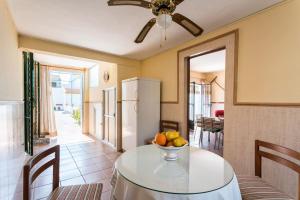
[101,190,111,200]
[106,152,121,161]
[61,176,85,186]
[59,169,81,181]
[33,184,52,200]
[79,165,104,175]
[60,162,78,172]
[83,169,113,183]
[33,174,53,188]
[75,158,96,168]
[2,131,121,200]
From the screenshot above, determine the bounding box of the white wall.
[0,0,22,101]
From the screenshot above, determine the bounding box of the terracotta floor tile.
[33,184,52,200]
[39,167,53,177]
[83,169,113,183]
[59,169,81,181]
[79,165,103,175]
[10,191,23,200]
[59,158,75,165]
[92,155,111,163]
[59,162,78,172]
[74,158,96,167]
[2,132,122,200]
[106,152,121,161]
[61,176,85,186]
[33,174,52,188]
[95,161,113,171]
[101,190,111,200]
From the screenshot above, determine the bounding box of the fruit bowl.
[152,141,188,161]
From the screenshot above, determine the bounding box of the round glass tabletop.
[115,145,235,194]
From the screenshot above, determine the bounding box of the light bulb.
[156,14,172,29]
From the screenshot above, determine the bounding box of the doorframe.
[176,29,238,141]
[48,67,85,132]
[186,47,226,139]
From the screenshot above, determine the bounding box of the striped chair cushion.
[47,183,103,200]
[238,176,294,200]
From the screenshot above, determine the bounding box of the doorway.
[49,70,90,144]
[188,48,226,156]
[103,87,117,147]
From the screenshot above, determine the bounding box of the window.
[89,65,99,87]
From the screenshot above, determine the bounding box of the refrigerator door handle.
[134,103,137,113]
[134,90,138,100]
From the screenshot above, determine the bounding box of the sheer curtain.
[40,65,57,136]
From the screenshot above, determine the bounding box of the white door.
[103,88,116,147]
[122,80,138,101]
[122,100,137,151]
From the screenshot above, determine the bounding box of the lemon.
[166,131,180,141]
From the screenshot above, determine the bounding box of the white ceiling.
[34,53,97,68]
[190,49,225,73]
[7,0,282,60]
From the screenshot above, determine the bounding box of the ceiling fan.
[107,0,204,43]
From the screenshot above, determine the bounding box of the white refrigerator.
[122,77,160,151]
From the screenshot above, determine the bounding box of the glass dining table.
[111,145,241,200]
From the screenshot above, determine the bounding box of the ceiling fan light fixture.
[156,13,172,29]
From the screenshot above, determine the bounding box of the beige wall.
[141,0,299,198]
[19,35,140,68]
[0,0,22,101]
[141,48,178,103]
[86,61,117,140]
[141,0,299,104]
[117,65,141,101]
[190,71,205,84]
[207,71,225,103]
[208,71,225,116]
[190,71,225,103]
[88,61,117,103]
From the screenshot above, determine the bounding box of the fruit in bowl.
[153,131,188,161]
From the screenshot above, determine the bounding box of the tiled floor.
[0,103,122,200]
[2,139,121,200]
[30,141,121,200]
[190,129,223,156]
[54,111,94,145]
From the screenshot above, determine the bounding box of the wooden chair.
[238,140,299,200]
[146,120,179,144]
[160,120,179,132]
[216,118,224,149]
[198,117,222,149]
[23,145,103,200]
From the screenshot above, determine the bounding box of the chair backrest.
[160,120,179,132]
[199,117,215,130]
[255,140,300,199]
[23,145,60,200]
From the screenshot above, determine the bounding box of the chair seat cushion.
[47,183,103,200]
[237,176,293,200]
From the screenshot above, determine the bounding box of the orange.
[155,133,167,146]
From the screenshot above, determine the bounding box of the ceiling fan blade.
[135,18,156,43]
[172,13,203,37]
[107,0,151,8]
[173,0,185,5]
